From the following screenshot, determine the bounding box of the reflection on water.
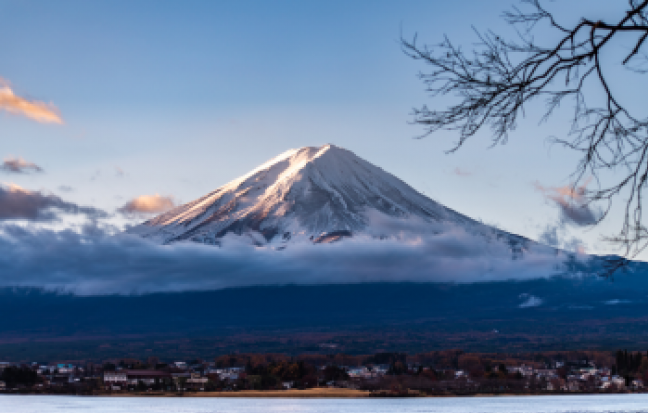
[1,394,648,413]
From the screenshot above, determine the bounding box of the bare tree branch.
[404,0,648,269]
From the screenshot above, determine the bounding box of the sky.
[0,0,644,274]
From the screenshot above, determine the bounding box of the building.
[124,370,171,385]
[611,376,626,389]
[186,373,208,390]
[53,364,77,374]
[103,371,128,384]
[104,370,171,386]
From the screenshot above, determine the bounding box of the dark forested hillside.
[2,269,648,360]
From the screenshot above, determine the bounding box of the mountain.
[128,144,525,248]
[6,145,641,360]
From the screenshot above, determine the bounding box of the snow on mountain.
[127,144,520,248]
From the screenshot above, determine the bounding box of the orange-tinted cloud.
[0,157,43,173]
[534,179,598,226]
[119,194,176,215]
[0,78,63,124]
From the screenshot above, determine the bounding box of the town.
[1,350,647,396]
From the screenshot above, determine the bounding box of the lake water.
[1,394,648,412]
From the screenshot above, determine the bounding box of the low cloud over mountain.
[0,217,575,295]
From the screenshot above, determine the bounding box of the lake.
[1,394,648,412]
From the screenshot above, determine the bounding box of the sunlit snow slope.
[127,144,501,246]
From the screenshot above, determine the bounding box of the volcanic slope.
[127,144,519,247]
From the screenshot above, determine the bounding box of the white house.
[611,376,626,388]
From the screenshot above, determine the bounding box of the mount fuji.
[7,146,648,358]
[128,144,529,251]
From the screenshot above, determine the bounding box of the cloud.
[0,78,63,124]
[119,194,176,215]
[0,183,106,221]
[563,237,587,255]
[453,167,472,177]
[0,215,579,295]
[58,185,74,192]
[534,180,599,226]
[519,294,543,308]
[115,167,125,177]
[538,225,560,247]
[538,224,587,254]
[0,157,43,174]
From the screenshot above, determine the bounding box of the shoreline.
[10,390,639,399]
[107,388,372,398]
[2,389,645,399]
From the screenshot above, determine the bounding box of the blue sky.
[0,0,638,257]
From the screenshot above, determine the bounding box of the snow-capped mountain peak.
[128,144,477,246]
